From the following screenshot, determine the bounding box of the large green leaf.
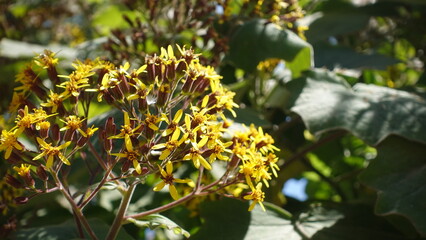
[228,19,312,73]
[360,136,426,237]
[313,43,399,70]
[14,218,134,240]
[191,198,299,240]
[191,198,408,240]
[285,69,426,145]
[125,214,190,238]
[296,204,408,240]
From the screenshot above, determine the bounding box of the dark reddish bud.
[194,77,210,93]
[104,139,113,152]
[166,63,175,81]
[51,124,60,143]
[122,160,131,173]
[182,75,194,93]
[23,171,35,187]
[36,166,48,181]
[157,84,170,107]
[176,61,187,75]
[5,174,23,189]
[119,74,130,94]
[64,129,75,142]
[146,59,156,84]
[105,117,116,136]
[77,136,88,147]
[14,196,28,205]
[229,155,240,169]
[111,85,124,100]
[47,66,59,85]
[138,98,148,113]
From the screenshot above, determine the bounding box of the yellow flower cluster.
[2,45,280,212]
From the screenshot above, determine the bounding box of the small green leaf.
[286,69,426,145]
[126,214,190,238]
[228,19,312,73]
[360,136,426,237]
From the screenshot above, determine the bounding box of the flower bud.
[36,166,48,181]
[77,136,88,147]
[51,124,60,143]
[121,160,131,173]
[105,117,116,136]
[5,174,23,189]
[157,84,170,107]
[138,98,148,113]
[104,139,113,152]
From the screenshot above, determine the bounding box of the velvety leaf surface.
[228,19,312,73]
[286,69,426,145]
[191,198,300,240]
[14,218,133,240]
[360,136,426,237]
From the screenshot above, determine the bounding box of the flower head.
[33,137,71,169]
[153,161,193,200]
[0,129,23,159]
[244,183,265,211]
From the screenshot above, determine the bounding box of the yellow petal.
[5,148,12,159]
[166,161,173,174]
[133,160,141,174]
[124,112,130,126]
[125,135,133,151]
[173,109,183,122]
[248,201,257,211]
[171,128,180,141]
[59,154,71,165]
[169,185,179,200]
[153,181,166,191]
[159,150,171,160]
[46,155,54,169]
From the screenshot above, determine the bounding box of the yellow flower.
[244,183,265,211]
[151,129,186,160]
[34,50,59,69]
[40,90,67,113]
[8,91,27,114]
[0,129,23,159]
[14,105,34,135]
[208,140,232,163]
[13,164,31,177]
[153,161,193,200]
[109,112,142,150]
[111,138,141,174]
[58,70,93,97]
[60,115,87,137]
[144,112,163,131]
[33,137,71,169]
[183,138,211,170]
[162,109,183,137]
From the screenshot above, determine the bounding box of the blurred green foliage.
[2,0,426,239]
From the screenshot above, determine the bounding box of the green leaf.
[191,198,299,240]
[313,43,399,70]
[228,19,312,73]
[126,214,190,238]
[305,10,370,43]
[295,204,408,240]
[360,136,426,237]
[14,218,133,240]
[286,69,426,145]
